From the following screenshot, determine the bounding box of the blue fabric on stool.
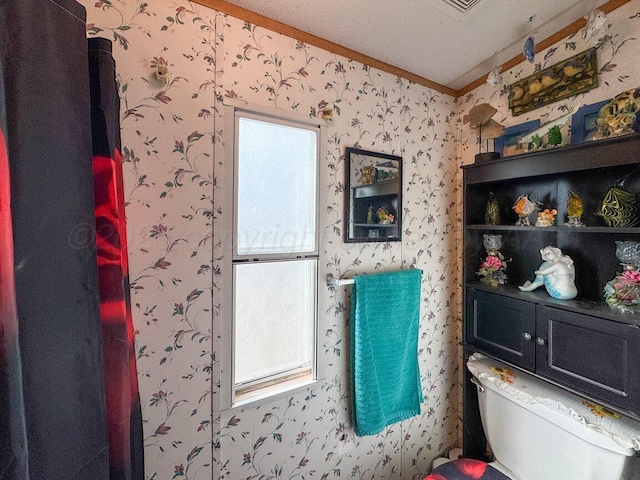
[425,458,510,480]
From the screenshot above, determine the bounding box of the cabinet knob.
[536,337,545,346]
[523,332,532,341]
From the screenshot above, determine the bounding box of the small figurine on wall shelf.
[512,191,540,226]
[536,208,557,227]
[517,108,574,151]
[476,234,509,287]
[360,165,376,184]
[376,206,394,224]
[593,87,640,140]
[484,192,500,225]
[518,246,577,300]
[464,103,504,163]
[367,206,375,224]
[595,183,639,228]
[603,241,640,313]
[566,191,585,227]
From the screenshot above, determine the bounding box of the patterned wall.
[213,11,460,480]
[78,0,640,478]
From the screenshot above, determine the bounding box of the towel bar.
[327,266,420,287]
[326,274,354,286]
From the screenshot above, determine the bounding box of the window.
[221,101,325,409]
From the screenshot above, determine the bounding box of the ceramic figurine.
[518,246,577,300]
[583,9,608,41]
[367,206,375,224]
[376,206,393,224]
[566,191,585,227]
[483,234,502,256]
[594,88,640,139]
[603,241,640,312]
[486,67,503,89]
[615,240,640,269]
[360,165,376,184]
[517,108,576,151]
[595,186,639,227]
[535,208,557,227]
[524,35,535,63]
[484,192,500,225]
[512,191,539,226]
[477,234,508,287]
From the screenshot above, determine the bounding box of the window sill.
[225,376,324,413]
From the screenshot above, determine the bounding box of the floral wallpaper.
[214,13,460,480]
[77,0,640,479]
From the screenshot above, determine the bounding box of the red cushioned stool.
[425,458,510,480]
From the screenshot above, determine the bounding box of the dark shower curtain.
[0,1,143,479]
[89,38,144,480]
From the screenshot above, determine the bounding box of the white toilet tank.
[468,354,640,480]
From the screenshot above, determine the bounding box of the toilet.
[429,353,640,480]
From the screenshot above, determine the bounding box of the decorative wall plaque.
[509,47,598,116]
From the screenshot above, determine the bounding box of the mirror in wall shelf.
[345,147,402,243]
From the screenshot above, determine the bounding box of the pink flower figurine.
[620,270,640,284]
[482,255,503,270]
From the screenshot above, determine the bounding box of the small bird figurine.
[563,60,586,78]
[563,49,594,78]
[509,85,525,102]
[583,9,608,41]
[567,191,584,218]
[486,67,503,89]
[485,192,500,225]
[527,79,543,95]
[540,70,561,89]
[513,191,539,226]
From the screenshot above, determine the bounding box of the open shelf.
[465,224,640,234]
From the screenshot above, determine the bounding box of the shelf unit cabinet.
[466,286,640,413]
[465,288,536,370]
[349,179,400,241]
[462,134,640,459]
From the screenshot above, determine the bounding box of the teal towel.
[350,269,424,436]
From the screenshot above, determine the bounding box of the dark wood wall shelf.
[463,133,640,184]
[462,133,640,460]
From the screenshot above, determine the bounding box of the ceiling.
[211,0,612,93]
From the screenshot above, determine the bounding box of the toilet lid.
[468,353,640,452]
[426,458,510,480]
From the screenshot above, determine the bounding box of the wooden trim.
[193,0,631,98]
[192,0,457,96]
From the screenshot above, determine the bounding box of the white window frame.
[221,99,327,410]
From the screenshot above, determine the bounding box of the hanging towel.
[350,268,424,436]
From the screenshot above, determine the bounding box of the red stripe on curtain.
[89,37,144,480]
[0,125,29,479]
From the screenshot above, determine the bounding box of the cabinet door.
[465,288,536,370]
[536,305,640,415]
